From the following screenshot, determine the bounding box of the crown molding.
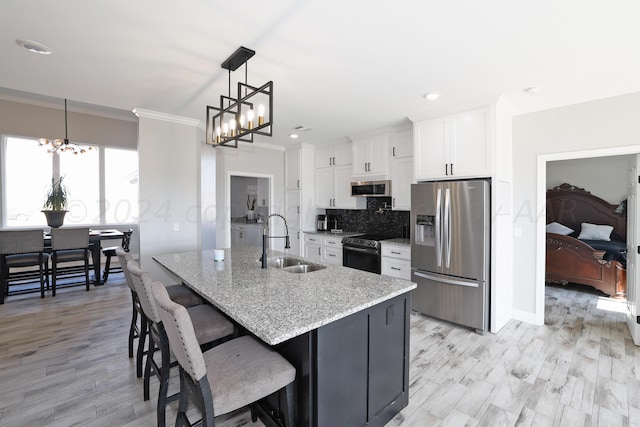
[132,108,201,127]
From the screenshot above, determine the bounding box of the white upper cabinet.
[351,131,389,179]
[285,147,302,190]
[414,107,490,180]
[391,126,413,158]
[391,156,413,211]
[315,142,363,209]
[315,143,352,168]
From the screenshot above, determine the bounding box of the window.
[2,136,138,227]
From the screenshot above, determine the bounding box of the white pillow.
[546,222,574,236]
[578,222,613,241]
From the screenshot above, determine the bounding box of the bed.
[546,183,627,298]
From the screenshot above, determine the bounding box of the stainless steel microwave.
[350,180,391,197]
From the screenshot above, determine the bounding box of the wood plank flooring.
[0,278,637,426]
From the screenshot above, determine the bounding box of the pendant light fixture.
[38,99,94,155]
[206,46,273,148]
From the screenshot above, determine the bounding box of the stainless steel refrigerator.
[411,179,490,333]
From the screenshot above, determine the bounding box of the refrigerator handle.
[414,271,480,288]
[444,187,451,268]
[435,188,442,267]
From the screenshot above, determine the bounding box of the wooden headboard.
[546,183,627,238]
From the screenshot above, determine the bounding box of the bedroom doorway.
[540,149,640,344]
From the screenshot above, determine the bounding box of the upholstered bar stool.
[117,247,205,379]
[0,229,49,303]
[152,282,297,427]
[127,260,235,427]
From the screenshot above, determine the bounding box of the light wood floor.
[0,278,637,426]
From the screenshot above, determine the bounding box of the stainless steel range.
[342,234,394,274]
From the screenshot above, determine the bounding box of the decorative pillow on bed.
[578,222,613,241]
[546,222,574,235]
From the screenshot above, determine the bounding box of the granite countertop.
[153,247,416,345]
[382,238,411,247]
[303,230,363,238]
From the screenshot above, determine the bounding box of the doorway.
[537,147,640,342]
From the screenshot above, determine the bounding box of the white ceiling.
[2,0,640,147]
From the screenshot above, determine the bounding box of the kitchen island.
[154,246,416,427]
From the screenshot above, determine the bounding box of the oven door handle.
[343,246,378,255]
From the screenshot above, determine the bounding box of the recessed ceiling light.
[523,86,541,95]
[16,39,52,55]
[423,92,440,101]
[289,134,299,139]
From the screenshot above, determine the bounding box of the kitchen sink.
[268,257,326,273]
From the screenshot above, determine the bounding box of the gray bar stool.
[127,260,235,427]
[50,227,91,295]
[152,281,297,427]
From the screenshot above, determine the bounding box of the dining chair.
[102,228,133,282]
[0,229,49,303]
[152,281,297,427]
[127,260,235,427]
[50,227,91,296]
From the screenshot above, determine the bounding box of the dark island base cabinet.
[274,292,410,427]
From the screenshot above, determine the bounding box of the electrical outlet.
[173,222,180,232]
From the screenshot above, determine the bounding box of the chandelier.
[38,99,94,155]
[206,47,273,149]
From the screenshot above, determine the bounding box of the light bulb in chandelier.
[229,119,236,137]
[247,109,255,129]
[258,104,265,126]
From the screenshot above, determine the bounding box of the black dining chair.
[0,229,50,303]
[102,228,133,282]
[50,227,91,295]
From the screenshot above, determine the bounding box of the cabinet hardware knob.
[297,206,300,214]
[318,248,321,255]
[391,266,401,271]
[297,231,300,239]
[393,147,396,157]
[391,251,400,254]
[450,163,454,175]
[297,179,300,188]
[329,253,335,257]
[445,164,448,175]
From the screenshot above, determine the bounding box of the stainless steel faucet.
[261,213,290,268]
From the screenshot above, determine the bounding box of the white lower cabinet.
[321,235,343,266]
[287,229,302,256]
[304,234,323,263]
[380,243,411,280]
[231,223,262,248]
[304,233,344,265]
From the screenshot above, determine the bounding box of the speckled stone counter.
[153,246,415,345]
[381,238,411,246]
[302,230,363,238]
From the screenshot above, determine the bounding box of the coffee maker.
[317,214,327,231]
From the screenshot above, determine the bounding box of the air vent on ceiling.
[293,125,313,132]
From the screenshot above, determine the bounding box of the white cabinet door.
[315,145,335,168]
[285,147,301,189]
[304,236,323,262]
[333,165,357,209]
[449,108,490,178]
[391,127,413,158]
[333,143,352,166]
[391,156,413,210]
[381,257,411,280]
[322,247,343,265]
[414,108,490,180]
[315,168,334,208]
[244,225,261,247]
[287,229,302,256]
[257,178,269,208]
[285,190,301,229]
[352,134,388,178]
[414,117,448,180]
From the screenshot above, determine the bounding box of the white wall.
[512,91,640,320]
[546,155,630,204]
[135,109,202,283]
[216,143,285,248]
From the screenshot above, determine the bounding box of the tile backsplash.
[327,197,410,238]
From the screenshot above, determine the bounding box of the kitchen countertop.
[303,230,363,237]
[153,247,416,345]
[381,238,411,247]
